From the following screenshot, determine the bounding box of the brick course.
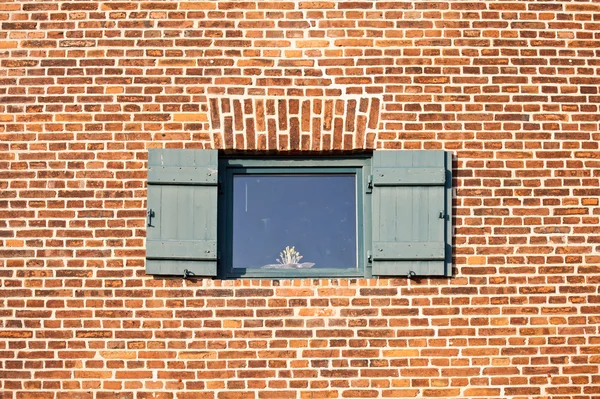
[1,1,600,398]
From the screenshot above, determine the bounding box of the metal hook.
[147,209,155,227]
[407,271,416,279]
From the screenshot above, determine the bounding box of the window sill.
[220,268,366,280]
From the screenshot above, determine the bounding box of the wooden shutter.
[371,150,452,277]
[145,149,218,276]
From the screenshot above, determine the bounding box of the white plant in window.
[277,246,303,265]
[262,246,315,269]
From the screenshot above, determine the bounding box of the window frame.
[218,156,372,279]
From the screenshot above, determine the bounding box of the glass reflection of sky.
[232,174,357,269]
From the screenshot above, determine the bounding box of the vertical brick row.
[207,97,380,151]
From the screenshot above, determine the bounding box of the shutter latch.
[147,209,155,227]
[367,250,372,263]
[439,211,444,219]
[183,269,194,279]
[366,175,373,194]
[407,271,416,279]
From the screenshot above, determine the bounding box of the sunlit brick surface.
[1,1,599,398]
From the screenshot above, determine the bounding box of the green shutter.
[146,149,218,277]
[371,150,452,277]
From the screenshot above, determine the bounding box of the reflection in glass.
[232,174,357,269]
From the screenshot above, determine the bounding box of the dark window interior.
[231,174,357,270]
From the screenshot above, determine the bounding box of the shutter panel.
[371,150,452,277]
[146,149,218,276]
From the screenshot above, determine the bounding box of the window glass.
[232,174,357,269]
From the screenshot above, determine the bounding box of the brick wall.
[1,1,600,398]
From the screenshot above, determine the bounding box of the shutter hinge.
[366,175,373,194]
[439,211,445,219]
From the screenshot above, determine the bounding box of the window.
[220,158,369,278]
[146,150,452,279]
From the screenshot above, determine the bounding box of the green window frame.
[218,156,372,279]
[145,149,452,279]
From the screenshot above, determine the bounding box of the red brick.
[1,3,598,399]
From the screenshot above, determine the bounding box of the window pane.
[232,174,357,269]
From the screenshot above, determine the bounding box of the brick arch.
[207,96,381,151]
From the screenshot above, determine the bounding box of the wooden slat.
[372,167,445,186]
[445,151,453,277]
[160,185,178,243]
[372,242,445,261]
[148,166,218,185]
[146,240,217,260]
[146,260,217,276]
[148,149,217,168]
[372,260,445,276]
[146,185,162,229]
[414,152,447,275]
